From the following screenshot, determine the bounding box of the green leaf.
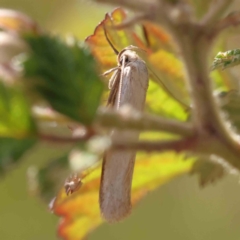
[219,90,240,133]
[189,90,240,187]
[190,157,225,187]
[34,145,100,201]
[36,155,69,201]
[53,151,194,240]
[211,49,240,71]
[0,137,36,174]
[23,35,104,125]
[0,81,36,137]
[146,81,188,120]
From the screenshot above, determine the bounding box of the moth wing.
[100,58,149,222]
[107,69,121,107]
[118,59,148,110]
[108,69,120,89]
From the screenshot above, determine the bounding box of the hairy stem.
[112,136,197,152]
[94,0,173,28]
[179,28,237,131]
[94,0,157,12]
[94,0,240,170]
[201,0,234,26]
[176,30,217,132]
[39,131,95,143]
[96,107,194,136]
[174,22,240,169]
[211,11,240,37]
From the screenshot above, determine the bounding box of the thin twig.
[112,13,149,30]
[39,130,95,144]
[32,106,71,124]
[171,3,240,170]
[96,107,194,136]
[94,0,158,13]
[211,11,240,37]
[94,0,173,29]
[175,29,240,150]
[112,136,197,152]
[201,0,234,26]
[92,1,240,172]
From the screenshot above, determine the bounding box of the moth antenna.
[117,55,126,108]
[142,25,150,47]
[148,67,190,110]
[103,24,119,55]
[102,66,120,77]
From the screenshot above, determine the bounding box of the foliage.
[24,34,104,124]
[0,81,36,137]
[0,137,35,173]
[0,2,240,240]
[212,49,240,70]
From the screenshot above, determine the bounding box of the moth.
[100,26,149,222]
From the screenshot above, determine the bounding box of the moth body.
[100,48,149,222]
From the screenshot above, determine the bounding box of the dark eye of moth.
[120,56,129,65]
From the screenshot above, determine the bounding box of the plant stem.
[93,1,240,170]
[96,107,194,136]
[94,0,173,28]
[94,0,157,12]
[39,131,95,143]
[173,22,240,170]
[175,31,216,133]
[201,0,234,26]
[112,136,197,152]
[211,11,240,37]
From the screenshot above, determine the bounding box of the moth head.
[118,45,145,66]
[118,47,139,65]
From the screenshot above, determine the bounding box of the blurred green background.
[1,0,240,240]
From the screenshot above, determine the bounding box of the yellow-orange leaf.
[86,8,189,111]
[146,81,187,120]
[142,22,172,52]
[53,152,193,240]
[149,50,184,81]
[52,8,196,240]
[85,8,142,71]
[148,50,189,107]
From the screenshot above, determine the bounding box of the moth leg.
[102,66,119,77]
[107,70,120,106]
[108,69,120,90]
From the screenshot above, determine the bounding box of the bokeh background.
[1,0,240,239]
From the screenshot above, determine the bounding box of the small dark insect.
[64,174,82,195]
